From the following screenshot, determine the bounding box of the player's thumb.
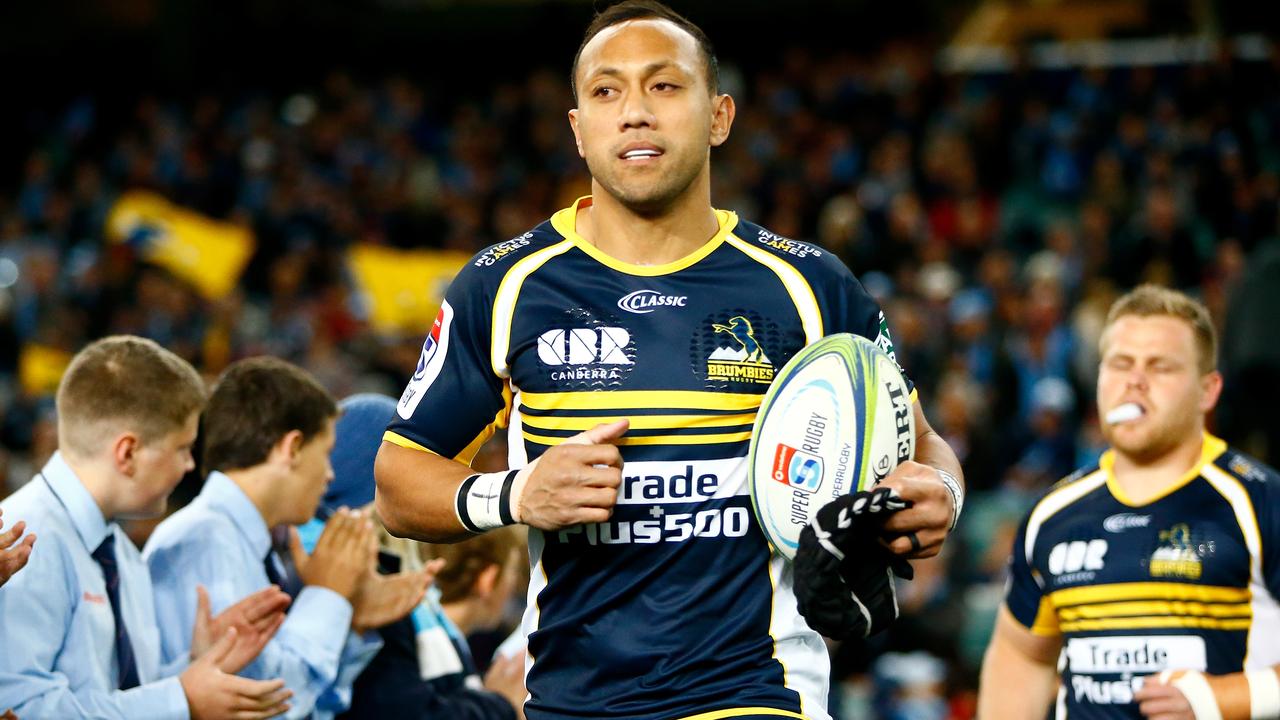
[205,626,238,668]
[195,585,212,626]
[565,419,629,446]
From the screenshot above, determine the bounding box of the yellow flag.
[347,245,469,335]
[105,191,255,300]
[19,343,73,396]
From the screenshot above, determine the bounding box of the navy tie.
[91,534,141,691]
[263,525,303,599]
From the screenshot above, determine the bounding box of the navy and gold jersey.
[386,196,912,720]
[1006,433,1280,719]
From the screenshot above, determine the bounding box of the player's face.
[285,418,337,525]
[126,412,199,517]
[569,19,733,214]
[1097,315,1221,462]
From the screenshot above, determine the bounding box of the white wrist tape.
[454,470,519,533]
[935,468,964,532]
[1161,670,1224,720]
[1247,669,1280,720]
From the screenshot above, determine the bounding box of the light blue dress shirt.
[0,452,190,719]
[144,472,381,719]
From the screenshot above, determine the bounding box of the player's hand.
[351,558,442,633]
[190,585,290,672]
[293,509,375,602]
[0,508,36,588]
[512,420,627,531]
[483,651,527,718]
[1135,675,1195,719]
[180,628,293,720]
[793,487,914,639]
[874,461,955,558]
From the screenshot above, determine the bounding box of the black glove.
[793,486,915,640]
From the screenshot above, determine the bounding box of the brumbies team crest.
[690,310,782,388]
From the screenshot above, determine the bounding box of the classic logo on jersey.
[1150,523,1204,579]
[1048,539,1108,585]
[706,315,774,384]
[399,301,454,419]
[473,233,532,267]
[755,229,823,259]
[1103,513,1151,533]
[617,289,688,314]
[772,444,824,494]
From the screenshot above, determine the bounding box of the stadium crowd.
[3,37,1280,719]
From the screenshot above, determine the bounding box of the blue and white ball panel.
[749,333,915,559]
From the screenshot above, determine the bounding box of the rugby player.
[979,285,1280,720]
[375,2,964,718]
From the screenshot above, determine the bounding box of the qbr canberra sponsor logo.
[706,315,774,384]
[1103,513,1151,533]
[1047,539,1108,584]
[537,327,634,383]
[617,289,688,314]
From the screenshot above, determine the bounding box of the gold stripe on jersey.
[384,430,431,453]
[724,234,823,345]
[1058,600,1253,621]
[1201,459,1268,667]
[521,389,763,412]
[490,238,575,379]
[1024,469,1108,570]
[1059,616,1253,633]
[520,412,757,432]
[384,382,513,464]
[551,196,739,277]
[1050,582,1251,607]
[1102,433,1227,507]
[1030,596,1060,636]
[522,428,753,447]
[678,708,806,720]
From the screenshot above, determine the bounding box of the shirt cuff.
[122,676,190,720]
[291,586,355,658]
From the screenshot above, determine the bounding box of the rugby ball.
[748,333,915,559]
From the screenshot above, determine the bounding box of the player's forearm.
[915,427,963,487]
[373,441,479,543]
[1188,666,1279,719]
[977,636,1059,720]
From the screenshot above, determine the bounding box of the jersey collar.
[550,195,738,277]
[1100,431,1228,507]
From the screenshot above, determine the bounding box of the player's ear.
[111,431,141,477]
[473,562,500,598]
[1199,370,1223,413]
[568,109,585,158]
[709,93,735,148]
[268,429,306,470]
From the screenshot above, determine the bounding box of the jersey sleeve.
[817,255,915,393]
[1005,511,1060,637]
[1258,464,1280,599]
[385,263,510,464]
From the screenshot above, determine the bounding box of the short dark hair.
[202,357,338,473]
[571,0,719,102]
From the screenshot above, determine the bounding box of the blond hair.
[1103,284,1217,373]
[56,336,206,458]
